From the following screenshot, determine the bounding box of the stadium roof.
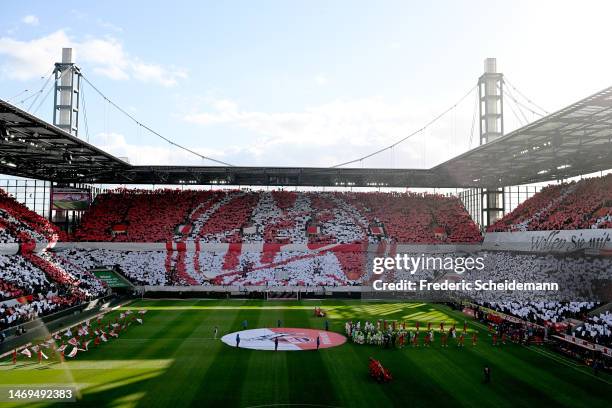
[0,100,130,182]
[434,85,612,187]
[112,165,444,188]
[1,85,612,188]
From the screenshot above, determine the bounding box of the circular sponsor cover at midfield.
[221,328,346,351]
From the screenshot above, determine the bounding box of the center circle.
[221,328,346,351]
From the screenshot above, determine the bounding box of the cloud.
[22,15,39,26]
[182,96,475,168]
[0,30,187,86]
[0,30,67,80]
[314,74,329,85]
[92,132,231,166]
[97,19,123,33]
[84,93,474,169]
[130,60,187,87]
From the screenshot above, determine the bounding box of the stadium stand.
[0,252,106,331]
[0,191,107,331]
[458,251,612,344]
[0,188,64,243]
[71,190,482,244]
[74,189,214,242]
[2,183,610,339]
[489,174,612,232]
[52,247,368,287]
[54,249,168,286]
[475,300,597,325]
[574,311,612,346]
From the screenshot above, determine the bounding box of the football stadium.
[1,2,612,407]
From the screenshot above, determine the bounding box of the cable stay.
[331,85,476,168]
[81,74,234,167]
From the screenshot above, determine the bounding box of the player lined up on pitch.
[345,320,478,348]
[341,319,520,348]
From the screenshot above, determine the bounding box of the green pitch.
[0,299,610,407]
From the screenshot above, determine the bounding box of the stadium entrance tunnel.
[221,328,346,351]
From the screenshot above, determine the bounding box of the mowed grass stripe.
[3,300,612,408]
[137,299,249,407]
[191,301,264,407]
[75,299,213,406]
[240,303,289,406]
[285,304,339,407]
[431,303,612,407]
[438,304,612,384]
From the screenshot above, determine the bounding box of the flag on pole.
[68,338,78,346]
[57,344,67,352]
[100,334,108,342]
[20,348,32,358]
[67,347,78,358]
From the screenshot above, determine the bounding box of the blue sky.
[1,0,612,168]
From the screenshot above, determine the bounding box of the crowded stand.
[573,310,612,347]
[53,249,168,286]
[2,181,611,354]
[51,248,367,287]
[455,251,612,346]
[195,192,261,243]
[475,300,597,325]
[71,189,482,244]
[462,251,612,308]
[1,296,64,331]
[0,188,64,243]
[213,250,365,286]
[489,174,612,232]
[343,192,481,243]
[40,252,106,297]
[74,189,214,242]
[0,253,106,331]
[0,255,51,300]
